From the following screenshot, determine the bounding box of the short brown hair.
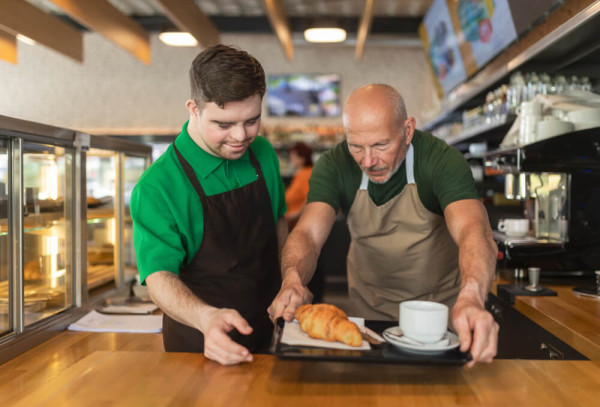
[189,44,266,109]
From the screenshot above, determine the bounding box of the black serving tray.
[272,319,471,365]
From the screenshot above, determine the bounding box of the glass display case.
[86,148,117,290]
[123,155,147,282]
[0,138,8,335]
[22,142,74,326]
[86,137,151,295]
[0,115,151,358]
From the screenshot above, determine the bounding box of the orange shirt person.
[285,142,313,229]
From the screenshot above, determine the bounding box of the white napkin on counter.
[281,317,370,350]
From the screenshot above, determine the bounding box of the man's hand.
[268,269,313,322]
[452,292,498,368]
[199,307,254,365]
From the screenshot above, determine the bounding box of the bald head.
[343,84,407,132]
[342,84,416,184]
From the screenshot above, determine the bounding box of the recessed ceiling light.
[158,32,198,47]
[304,28,347,43]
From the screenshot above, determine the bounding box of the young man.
[131,45,297,365]
[269,84,499,366]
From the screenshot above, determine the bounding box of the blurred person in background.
[284,142,313,230]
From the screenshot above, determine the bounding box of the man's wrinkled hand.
[268,272,313,322]
[452,295,498,368]
[200,307,254,366]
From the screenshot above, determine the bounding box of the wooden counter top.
[492,272,600,360]
[3,347,600,406]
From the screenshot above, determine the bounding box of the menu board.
[420,0,518,96]
[419,0,468,96]
[448,0,518,75]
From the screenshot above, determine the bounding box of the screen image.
[267,74,341,117]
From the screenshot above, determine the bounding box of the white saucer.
[383,326,460,354]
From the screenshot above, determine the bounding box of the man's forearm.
[280,228,320,285]
[146,270,215,332]
[457,226,497,305]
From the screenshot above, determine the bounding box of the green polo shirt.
[131,122,286,284]
[307,130,478,216]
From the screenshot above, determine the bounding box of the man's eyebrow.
[212,114,261,125]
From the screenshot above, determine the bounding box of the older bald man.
[268,84,499,366]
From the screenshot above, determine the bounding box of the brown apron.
[162,144,281,353]
[346,144,461,321]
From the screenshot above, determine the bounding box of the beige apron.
[346,144,461,321]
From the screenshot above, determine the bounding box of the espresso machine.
[485,128,600,279]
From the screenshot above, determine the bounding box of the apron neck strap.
[406,143,415,184]
[359,143,414,189]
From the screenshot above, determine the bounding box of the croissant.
[294,303,362,347]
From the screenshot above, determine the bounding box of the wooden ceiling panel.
[356,0,375,60]
[264,0,293,60]
[0,0,83,62]
[154,0,220,47]
[0,28,17,65]
[47,0,151,65]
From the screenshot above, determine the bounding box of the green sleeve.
[131,182,186,284]
[306,149,343,212]
[430,144,479,211]
[254,136,287,219]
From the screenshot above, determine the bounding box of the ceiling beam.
[154,0,219,48]
[0,28,17,65]
[356,0,375,60]
[263,0,293,60]
[47,0,151,65]
[0,0,82,62]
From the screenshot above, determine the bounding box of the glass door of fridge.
[86,148,117,291]
[123,154,147,282]
[22,142,74,326]
[0,138,9,335]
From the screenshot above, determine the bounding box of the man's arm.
[146,271,253,365]
[444,198,499,367]
[276,216,288,254]
[268,202,337,321]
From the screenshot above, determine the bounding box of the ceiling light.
[304,28,347,43]
[16,34,36,46]
[158,32,198,47]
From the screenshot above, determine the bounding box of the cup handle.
[498,220,505,232]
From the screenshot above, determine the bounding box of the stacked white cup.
[518,100,543,145]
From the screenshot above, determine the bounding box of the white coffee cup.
[567,108,600,130]
[566,107,600,122]
[399,301,448,343]
[536,117,574,141]
[517,100,543,117]
[498,218,529,237]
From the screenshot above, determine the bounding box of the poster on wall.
[419,0,468,96]
[447,0,518,75]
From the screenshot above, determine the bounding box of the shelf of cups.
[443,114,515,146]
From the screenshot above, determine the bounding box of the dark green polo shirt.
[307,130,478,216]
[131,122,286,284]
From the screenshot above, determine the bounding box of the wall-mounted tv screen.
[267,74,341,117]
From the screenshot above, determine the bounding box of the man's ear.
[186,99,198,117]
[404,117,417,145]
